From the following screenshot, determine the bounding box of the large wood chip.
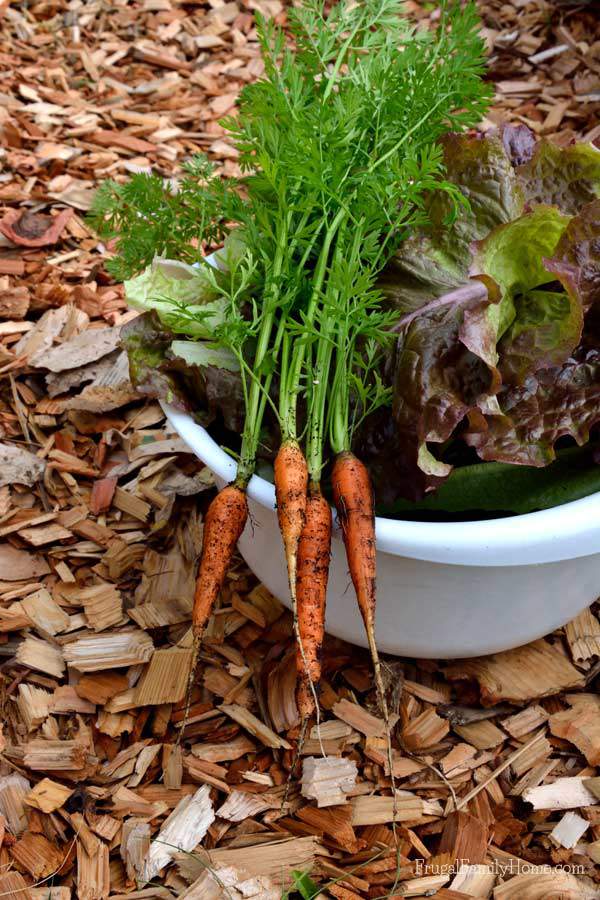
[143,784,215,882]
[350,792,443,826]
[523,776,598,811]
[549,699,600,766]
[16,635,65,677]
[446,640,585,705]
[301,756,357,808]
[0,773,30,835]
[9,832,65,879]
[439,811,488,866]
[191,734,256,763]
[493,871,599,899]
[0,442,46,487]
[206,836,323,887]
[20,587,70,634]
[216,789,273,822]
[18,683,51,731]
[38,325,122,373]
[78,582,123,632]
[0,873,31,900]
[403,707,450,750]
[25,777,74,813]
[77,835,110,900]
[332,698,388,737]
[550,811,589,849]
[565,607,600,664]
[0,544,50,580]
[63,629,154,671]
[134,646,194,705]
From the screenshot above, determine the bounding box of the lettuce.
[121,312,244,431]
[369,129,600,502]
[124,257,227,339]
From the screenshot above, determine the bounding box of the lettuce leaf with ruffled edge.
[124,257,228,340]
[367,131,600,501]
[120,311,244,432]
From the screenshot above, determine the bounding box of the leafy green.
[121,312,244,430]
[380,132,523,313]
[170,340,240,372]
[124,258,228,339]
[545,198,600,314]
[466,353,600,466]
[499,290,582,383]
[470,206,579,381]
[368,129,600,504]
[87,157,235,280]
[516,140,600,214]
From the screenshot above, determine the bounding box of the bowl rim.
[162,401,600,568]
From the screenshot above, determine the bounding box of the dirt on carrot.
[295,484,332,722]
[193,483,249,636]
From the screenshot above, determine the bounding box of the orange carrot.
[332,451,402,892]
[331,452,376,648]
[332,451,392,756]
[193,483,249,635]
[274,439,308,602]
[295,483,331,722]
[178,483,248,745]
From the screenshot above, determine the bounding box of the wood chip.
[301,756,358,807]
[134,646,193,705]
[446,640,585,705]
[143,784,215,882]
[219,703,291,750]
[523,776,599,811]
[63,630,154,671]
[25,777,74,813]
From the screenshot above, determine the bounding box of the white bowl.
[163,402,600,658]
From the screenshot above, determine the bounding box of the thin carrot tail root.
[177,484,248,745]
[176,632,202,748]
[332,452,399,832]
[281,715,310,813]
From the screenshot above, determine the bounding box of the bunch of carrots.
[93,0,491,775]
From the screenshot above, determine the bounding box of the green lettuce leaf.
[470,205,580,382]
[381,131,524,313]
[124,257,227,339]
[170,340,240,372]
[470,205,570,301]
[516,140,600,214]
[499,290,583,384]
[121,312,244,431]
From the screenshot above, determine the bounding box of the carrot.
[274,439,308,604]
[332,451,395,786]
[331,452,377,655]
[281,482,331,800]
[192,483,249,636]
[178,483,248,745]
[295,484,331,722]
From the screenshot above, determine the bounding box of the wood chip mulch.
[0,1,599,898]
